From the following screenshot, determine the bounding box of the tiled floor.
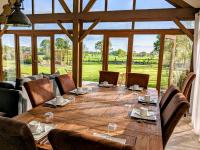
[166,117,200,150]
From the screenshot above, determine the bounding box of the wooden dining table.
[14,84,163,150]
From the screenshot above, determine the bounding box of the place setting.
[98,81,114,88]
[128,84,143,92]
[69,87,92,95]
[44,96,75,107]
[137,95,158,105]
[130,106,157,124]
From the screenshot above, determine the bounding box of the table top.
[15,85,163,150]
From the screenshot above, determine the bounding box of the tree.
[153,35,160,55]
[95,41,103,54]
[111,49,126,57]
[40,39,50,55]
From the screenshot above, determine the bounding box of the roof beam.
[165,0,193,8]
[57,20,73,41]
[26,8,195,23]
[0,25,8,38]
[79,19,100,42]
[83,0,96,13]
[173,18,194,41]
[58,0,71,13]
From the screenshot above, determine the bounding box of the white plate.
[130,108,157,121]
[99,84,114,88]
[45,98,71,106]
[69,89,88,95]
[93,133,126,144]
[138,96,158,104]
[28,121,55,141]
[129,86,143,91]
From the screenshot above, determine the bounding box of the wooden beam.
[103,35,109,71]
[27,8,196,23]
[79,19,100,42]
[15,34,20,78]
[58,0,71,13]
[72,0,81,87]
[165,0,193,8]
[0,37,3,81]
[0,25,8,38]
[50,35,55,74]
[156,34,165,92]
[173,18,194,41]
[83,0,96,13]
[57,20,73,41]
[79,8,196,22]
[126,35,133,73]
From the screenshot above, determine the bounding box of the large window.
[55,34,72,75]
[34,0,52,14]
[132,35,159,88]
[160,35,193,89]
[82,35,103,82]
[37,37,51,74]
[2,34,16,81]
[108,37,128,73]
[19,36,32,77]
[108,0,133,10]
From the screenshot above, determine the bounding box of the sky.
[2,0,194,53]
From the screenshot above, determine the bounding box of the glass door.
[108,37,128,73]
[36,36,51,74]
[19,36,32,77]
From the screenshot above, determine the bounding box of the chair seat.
[0,112,6,117]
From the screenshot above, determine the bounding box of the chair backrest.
[99,71,119,85]
[181,72,196,100]
[126,73,149,89]
[159,85,180,113]
[0,82,15,89]
[0,117,37,150]
[24,78,54,107]
[0,88,20,117]
[48,129,132,150]
[161,93,189,148]
[55,74,76,95]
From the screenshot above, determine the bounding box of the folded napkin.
[93,133,126,144]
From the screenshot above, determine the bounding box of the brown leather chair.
[181,72,196,101]
[159,85,180,113]
[48,129,133,150]
[126,73,149,89]
[24,78,54,108]
[161,93,190,148]
[0,116,37,150]
[55,74,76,95]
[99,71,119,85]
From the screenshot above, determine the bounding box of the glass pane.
[37,37,51,74]
[135,21,178,29]
[19,36,32,77]
[82,35,103,82]
[64,0,73,12]
[108,38,128,74]
[55,0,65,13]
[136,0,174,9]
[108,0,133,10]
[22,0,32,14]
[132,35,159,88]
[2,34,16,81]
[83,22,132,30]
[35,24,60,30]
[161,35,193,89]
[55,34,73,75]
[181,21,195,29]
[90,0,105,11]
[35,0,52,14]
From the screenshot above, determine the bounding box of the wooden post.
[103,35,109,71]
[73,0,81,87]
[51,35,55,74]
[126,35,133,73]
[15,34,20,78]
[0,37,3,81]
[156,34,165,92]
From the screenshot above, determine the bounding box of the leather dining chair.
[48,129,133,150]
[24,78,54,108]
[99,71,119,85]
[159,85,180,113]
[126,73,149,89]
[181,72,196,101]
[55,74,76,95]
[0,116,37,150]
[161,93,190,148]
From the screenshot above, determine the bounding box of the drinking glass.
[44,112,54,123]
[107,123,117,136]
